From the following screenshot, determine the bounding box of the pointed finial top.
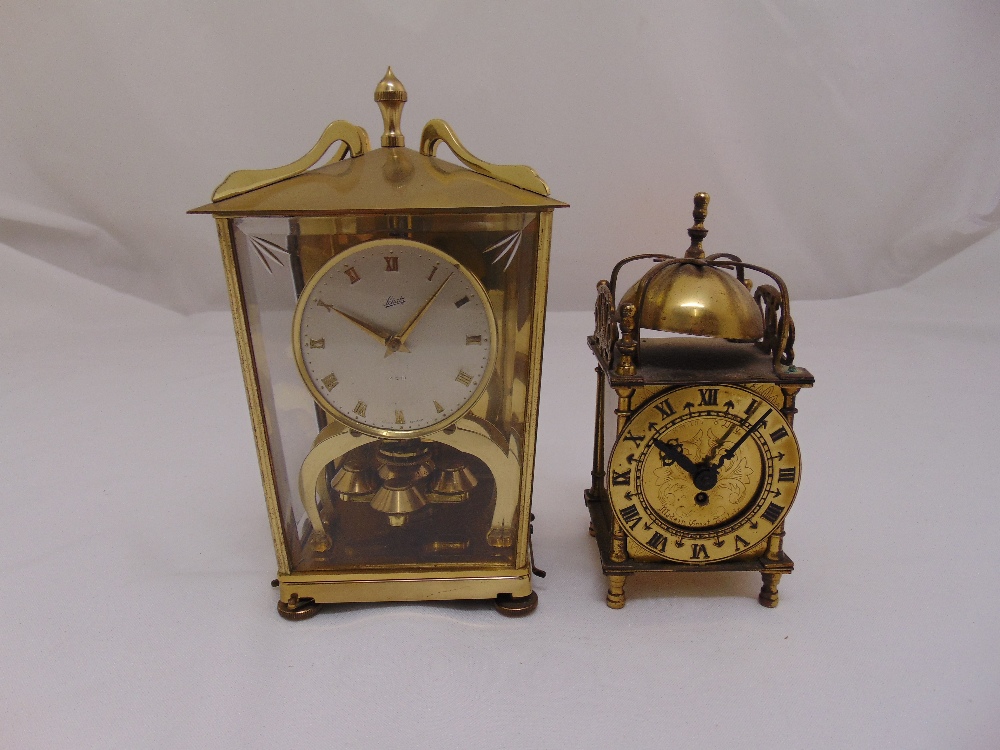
[375,67,407,147]
[684,192,710,259]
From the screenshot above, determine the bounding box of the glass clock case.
[191,73,565,616]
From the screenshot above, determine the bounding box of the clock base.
[586,493,793,609]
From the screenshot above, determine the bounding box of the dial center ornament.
[293,238,497,437]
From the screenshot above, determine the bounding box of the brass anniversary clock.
[191,70,565,618]
[586,194,813,608]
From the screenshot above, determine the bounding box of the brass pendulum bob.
[428,446,478,503]
[370,440,434,526]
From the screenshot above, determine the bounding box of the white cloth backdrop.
[2,1,999,311]
[3,3,1000,748]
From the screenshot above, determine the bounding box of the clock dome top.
[619,193,764,341]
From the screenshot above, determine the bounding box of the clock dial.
[292,239,496,437]
[607,384,800,562]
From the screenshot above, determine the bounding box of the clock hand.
[712,409,772,470]
[327,305,409,353]
[385,272,454,356]
[703,421,741,465]
[650,437,698,478]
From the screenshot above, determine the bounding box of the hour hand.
[650,437,698,477]
[320,302,408,353]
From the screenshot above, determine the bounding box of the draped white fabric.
[2,1,999,311]
[3,3,999,747]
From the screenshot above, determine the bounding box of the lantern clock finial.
[684,192,710,259]
[375,67,407,148]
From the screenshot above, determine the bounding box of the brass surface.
[375,67,407,148]
[619,261,765,341]
[192,146,565,216]
[420,119,551,196]
[210,120,370,202]
[494,590,538,616]
[278,568,532,604]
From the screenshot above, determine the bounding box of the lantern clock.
[191,70,566,618]
[586,194,814,608]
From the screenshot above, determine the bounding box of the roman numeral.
[769,426,789,443]
[734,535,749,550]
[744,398,761,417]
[455,295,470,308]
[433,400,445,413]
[623,431,642,448]
[353,401,367,417]
[619,504,642,530]
[761,502,784,524]
[344,266,360,284]
[384,256,398,271]
[320,373,338,390]
[690,543,710,560]
[466,335,482,345]
[611,468,631,486]
[654,400,676,419]
[647,531,669,553]
[395,410,405,425]
[455,369,473,386]
[778,467,796,482]
[308,338,325,349]
[699,388,719,406]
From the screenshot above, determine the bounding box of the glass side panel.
[233,212,544,573]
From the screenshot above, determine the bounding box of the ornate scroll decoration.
[755,284,796,367]
[593,280,618,365]
[419,119,550,196]
[212,120,371,202]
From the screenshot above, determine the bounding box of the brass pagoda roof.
[190,145,567,216]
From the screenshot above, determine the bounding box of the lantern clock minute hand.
[712,409,773,470]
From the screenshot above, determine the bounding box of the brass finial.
[375,67,407,148]
[684,192,710,259]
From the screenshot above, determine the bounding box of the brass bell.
[619,193,764,341]
[429,450,478,502]
[370,480,428,526]
[330,453,379,498]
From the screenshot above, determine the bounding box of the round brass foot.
[606,574,627,609]
[494,591,538,617]
[277,594,322,621]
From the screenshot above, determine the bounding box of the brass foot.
[606,574,627,609]
[758,572,782,608]
[588,521,596,537]
[494,591,538,617]
[277,593,322,621]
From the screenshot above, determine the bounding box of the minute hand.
[392,272,454,350]
[713,409,772,469]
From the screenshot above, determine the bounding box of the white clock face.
[293,239,496,437]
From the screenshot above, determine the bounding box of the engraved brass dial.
[292,238,497,438]
[607,384,800,563]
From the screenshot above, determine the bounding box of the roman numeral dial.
[293,239,497,437]
[607,384,801,563]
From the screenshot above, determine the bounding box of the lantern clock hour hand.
[650,437,698,477]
